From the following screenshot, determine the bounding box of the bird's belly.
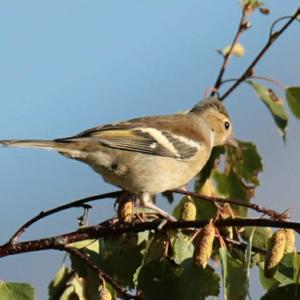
[88,150,210,194]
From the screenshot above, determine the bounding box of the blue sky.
[0,1,299,299]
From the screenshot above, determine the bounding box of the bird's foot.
[139,192,177,221]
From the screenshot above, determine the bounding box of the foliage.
[247,81,288,140]
[0,282,35,300]
[286,87,300,119]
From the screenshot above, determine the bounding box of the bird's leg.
[139,192,176,221]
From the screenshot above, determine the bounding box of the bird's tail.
[0,139,83,157]
[1,139,59,149]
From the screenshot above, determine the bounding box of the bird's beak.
[226,135,238,148]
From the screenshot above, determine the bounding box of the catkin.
[99,286,112,300]
[193,223,215,268]
[118,199,133,223]
[180,197,197,221]
[264,229,286,278]
[196,179,214,197]
[284,229,296,253]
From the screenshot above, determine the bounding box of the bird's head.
[190,97,238,147]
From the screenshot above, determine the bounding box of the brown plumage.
[0,97,236,218]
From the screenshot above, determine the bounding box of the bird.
[0,97,237,219]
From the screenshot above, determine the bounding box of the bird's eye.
[224,121,230,130]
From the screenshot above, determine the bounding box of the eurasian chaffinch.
[0,97,237,218]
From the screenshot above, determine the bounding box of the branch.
[9,186,288,246]
[9,190,123,244]
[220,7,300,100]
[171,189,287,220]
[1,218,299,258]
[211,8,249,96]
[59,245,141,300]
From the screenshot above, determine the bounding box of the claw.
[139,192,177,221]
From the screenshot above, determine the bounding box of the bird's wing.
[57,117,202,159]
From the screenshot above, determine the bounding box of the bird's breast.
[86,146,212,194]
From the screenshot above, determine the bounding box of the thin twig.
[220,75,286,90]
[224,237,266,254]
[59,245,141,300]
[220,78,239,85]
[171,189,287,220]
[211,9,249,96]
[249,75,286,90]
[220,7,300,100]
[269,16,294,38]
[9,191,123,244]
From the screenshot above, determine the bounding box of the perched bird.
[0,97,237,218]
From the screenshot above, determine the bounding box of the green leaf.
[259,266,279,291]
[48,265,73,300]
[260,284,300,300]
[241,226,272,250]
[219,248,248,300]
[172,198,183,219]
[172,197,185,220]
[196,146,225,189]
[170,232,194,264]
[70,234,147,297]
[70,235,144,292]
[213,171,249,217]
[69,239,100,253]
[70,239,100,279]
[137,258,220,300]
[137,258,181,300]
[98,235,144,287]
[204,141,263,219]
[244,227,256,292]
[219,247,228,297]
[144,232,168,263]
[259,253,300,292]
[137,231,149,249]
[59,285,79,300]
[247,81,288,140]
[274,254,299,285]
[69,238,114,299]
[228,141,263,186]
[194,197,218,220]
[286,87,300,119]
[60,275,86,300]
[179,259,220,299]
[293,254,300,283]
[0,282,35,300]
[48,264,89,300]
